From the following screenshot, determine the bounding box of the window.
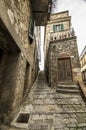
[29,16,35,43]
[53,24,64,32]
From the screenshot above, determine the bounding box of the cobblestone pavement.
[1,71,86,130]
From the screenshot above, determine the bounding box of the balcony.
[50,28,75,41]
[30,0,52,26]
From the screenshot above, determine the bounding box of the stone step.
[58,81,77,85]
[57,84,80,90]
[56,88,80,94]
[57,83,80,94]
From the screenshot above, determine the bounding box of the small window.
[55,25,61,32]
[29,16,35,43]
[53,24,64,32]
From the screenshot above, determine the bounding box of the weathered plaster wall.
[0,0,38,94]
[1,0,35,65]
[0,52,26,120]
[0,0,39,123]
[0,51,8,87]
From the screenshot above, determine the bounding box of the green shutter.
[53,25,56,32]
[61,24,64,30]
[29,16,35,40]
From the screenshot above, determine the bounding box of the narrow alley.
[0,1,86,130]
[1,71,85,130]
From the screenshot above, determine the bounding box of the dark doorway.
[23,62,30,96]
[0,48,3,63]
[58,58,72,82]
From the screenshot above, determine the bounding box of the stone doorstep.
[56,88,80,94]
[57,84,80,90]
[78,81,86,101]
[56,83,80,94]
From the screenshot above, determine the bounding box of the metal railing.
[50,28,75,41]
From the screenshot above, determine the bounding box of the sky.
[53,0,86,55]
[39,27,44,70]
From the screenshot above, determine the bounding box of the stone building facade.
[0,0,52,123]
[80,46,86,82]
[44,11,81,87]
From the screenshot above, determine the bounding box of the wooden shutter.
[29,16,35,41]
[61,24,64,31]
[53,25,56,32]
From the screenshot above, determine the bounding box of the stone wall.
[0,50,8,87]
[1,0,35,65]
[44,11,71,75]
[47,37,81,87]
[50,11,69,21]
[0,0,38,85]
[45,20,70,51]
[12,53,27,109]
[0,52,26,121]
[46,21,70,33]
[0,0,39,122]
[48,46,58,87]
[44,11,82,87]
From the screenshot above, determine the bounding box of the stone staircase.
[56,83,80,94]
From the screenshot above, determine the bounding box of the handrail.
[50,28,75,41]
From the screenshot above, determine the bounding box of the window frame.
[53,24,64,32]
[29,16,35,43]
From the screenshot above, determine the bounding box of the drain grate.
[16,113,30,123]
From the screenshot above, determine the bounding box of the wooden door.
[58,58,72,81]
